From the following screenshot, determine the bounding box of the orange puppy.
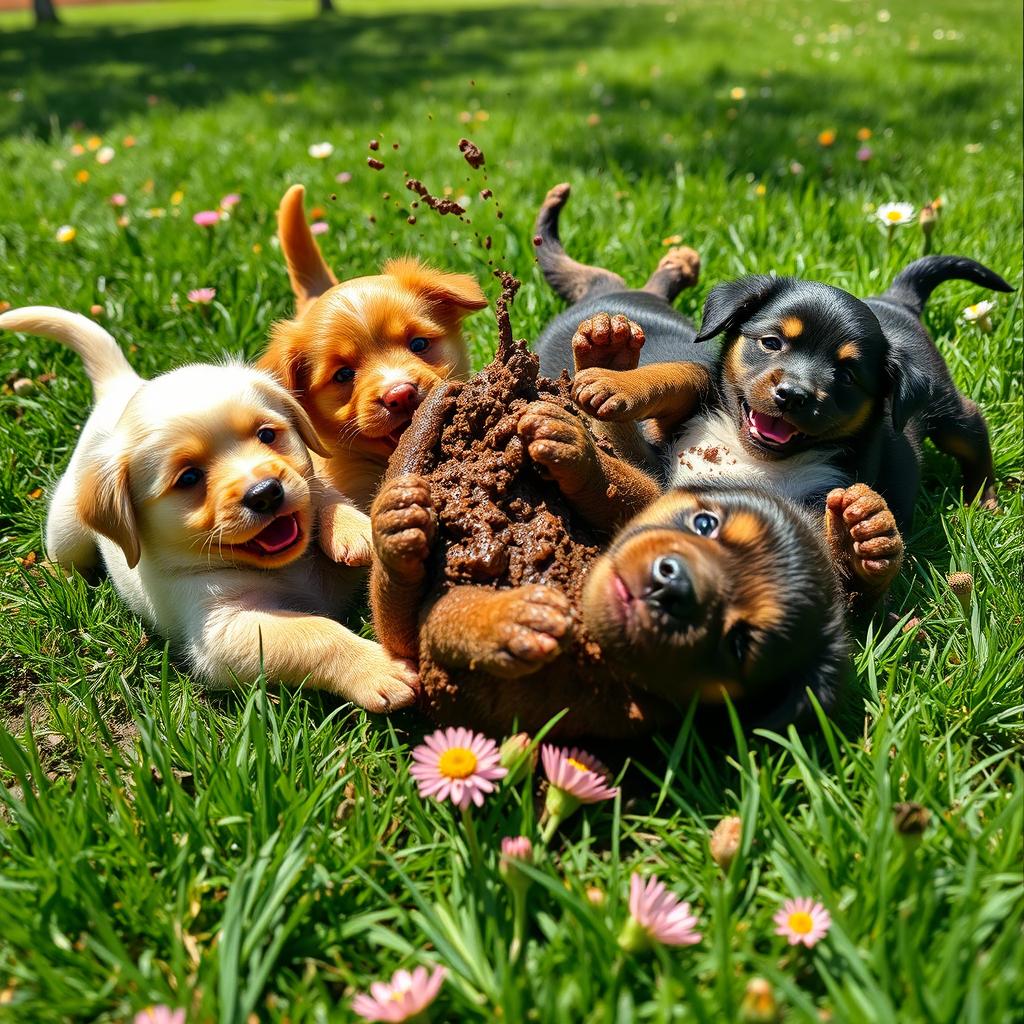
[259,185,487,564]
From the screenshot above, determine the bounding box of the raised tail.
[278,183,338,314]
[883,255,1013,316]
[0,306,137,401]
[533,182,626,303]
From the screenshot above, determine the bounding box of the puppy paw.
[371,474,436,581]
[345,643,420,713]
[826,484,904,592]
[572,311,645,373]
[517,401,598,495]
[318,502,373,566]
[470,584,574,678]
[572,367,644,421]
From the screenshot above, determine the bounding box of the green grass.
[1,0,1022,1020]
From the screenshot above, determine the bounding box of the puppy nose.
[242,478,285,515]
[647,554,696,621]
[773,380,811,411]
[382,382,421,414]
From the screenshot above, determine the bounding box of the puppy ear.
[259,320,309,395]
[695,275,782,342]
[278,184,338,315]
[382,257,488,318]
[886,353,931,434]
[77,451,141,569]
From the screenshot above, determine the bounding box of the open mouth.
[238,513,303,557]
[743,401,805,449]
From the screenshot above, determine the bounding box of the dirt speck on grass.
[458,137,486,169]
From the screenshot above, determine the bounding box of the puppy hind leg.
[534,183,628,302]
[927,397,998,509]
[641,246,701,303]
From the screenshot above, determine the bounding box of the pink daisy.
[352,965,446,1023]
[109,192,128,207]
[619,873,701,951]
[500,835,533,864]
[409,727,507,810]
[310,220,329,235]
[219,193,241,209]
[773,897,832,947]
[187,287,216,304]
[856,146,873,162]
[134,1008,185,1024]
[192,210,220,227]
[336,171,353,183]
[541,745,619,804]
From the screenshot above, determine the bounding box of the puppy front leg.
[517,401,662,528]
[195,602,419,713]
[824,484,904,613]
[318,495,373,567]
[423,585,573,678]
[370,474,436,660]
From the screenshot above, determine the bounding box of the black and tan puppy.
[372,395,849,736]
[534,183,1012,600]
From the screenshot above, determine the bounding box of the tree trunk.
[34,0,60,24]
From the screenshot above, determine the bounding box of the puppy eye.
[175,467,204,489]
[257,427,276,444]
[333,367,355,384]
[837,366,856,386]
[759,335,783,352]
[691,511,720,537]
[409,337,431,354]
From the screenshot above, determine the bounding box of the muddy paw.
[371,474,436,581]
[473,584,574,678]
[572,311,645,373]
[644,246,701,302]
[572,367,643,421]
[826,483,904,592]
[517,400,598,494]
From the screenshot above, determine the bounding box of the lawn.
[0,0,1022,1021]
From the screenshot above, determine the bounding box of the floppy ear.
[382,257,488,318]
[695,275,783,342]
[886,352,931,434]
[259,319,310,396]
[77,451,141,570]
[278,184,338,315]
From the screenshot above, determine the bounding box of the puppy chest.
[666,412,850,503]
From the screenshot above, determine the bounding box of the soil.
[458,137,486,169]
[405,178,466,217]
[386,274,673,738]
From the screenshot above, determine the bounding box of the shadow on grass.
[0,4,998,178]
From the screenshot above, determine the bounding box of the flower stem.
[539,811,560,845]
[509,885,528,963]
[461,806,482,867]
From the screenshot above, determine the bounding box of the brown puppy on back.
[259,184,487,563]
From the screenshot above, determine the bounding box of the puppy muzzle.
[646,553,698,625]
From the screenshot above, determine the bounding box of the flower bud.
[919,202,938,236]
[12,377,36,397]
[946,572,973,617]
[709,815,742,872]
[740,977,779,1023]
[499,835,534,896]
[499,732,536,782]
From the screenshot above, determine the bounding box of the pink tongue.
[251,515,299,553]
[750,410,798,444]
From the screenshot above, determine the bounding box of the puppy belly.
[667,410,849,504]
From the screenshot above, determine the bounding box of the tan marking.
[698,680,744,702]
[780,316,803,338]
[837,341,860,361]
[722,511,766,548]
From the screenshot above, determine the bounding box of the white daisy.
[308,141,334,159]
[962,300,996,332]
[874,202,915,227]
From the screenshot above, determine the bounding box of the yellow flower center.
[788,911,814,934]
[886,210,903,222]
[566,757,590,773]
[438,747,478,779]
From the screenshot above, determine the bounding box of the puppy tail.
[0,306,137,400]
[534,182,626,303]
[884,256,1014,316]
[279,183,338,312]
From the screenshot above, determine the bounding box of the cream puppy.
[0,306,418,711]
